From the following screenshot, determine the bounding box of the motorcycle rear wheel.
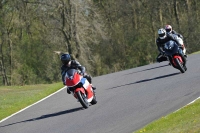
[174,58,185,73]
[77,91,89,109]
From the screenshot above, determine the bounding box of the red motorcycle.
[163,40,187,73]
[65,69,97,109]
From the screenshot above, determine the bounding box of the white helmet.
[165,25,172,33]
[158,28,166,39]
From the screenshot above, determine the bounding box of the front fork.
[166,56,177,68]
[178,48,186,65]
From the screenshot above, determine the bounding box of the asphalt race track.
[1,54,200,133]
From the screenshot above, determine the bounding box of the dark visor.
[166,29,171,32]
[159,33,165,37]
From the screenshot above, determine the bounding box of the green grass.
[192,51,200,54]
[0,83,63,121]
[134,99,200,133]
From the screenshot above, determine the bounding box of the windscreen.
[65,69,77,78]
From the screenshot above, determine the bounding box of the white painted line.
[174,96,200,113]
[0,86,66,123]
[187,96,200,105]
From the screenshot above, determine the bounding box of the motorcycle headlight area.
[69,82,83,91]
[164,44,172,50]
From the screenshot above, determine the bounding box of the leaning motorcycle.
[163,40,187,73]
[65,69,97,109]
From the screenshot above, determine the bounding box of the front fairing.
[164,40,179,56]
[65,69,94,102]
[65,69,82,87]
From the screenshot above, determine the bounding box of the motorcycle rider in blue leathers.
[60,53,96,94]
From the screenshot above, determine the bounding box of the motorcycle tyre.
[174,58,185,73]
[77,91,89,109]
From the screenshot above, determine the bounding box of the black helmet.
[60,54,71,65]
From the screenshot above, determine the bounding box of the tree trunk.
[174,0,180,31]
[73,4,81,59]
[184,0,191,50]
[0,40,9,85]
[158,5,163,26]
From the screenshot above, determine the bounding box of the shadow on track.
[124,64,168,75]
[108,72,180,90]
[0,107,82,127]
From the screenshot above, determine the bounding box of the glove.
[178,34,183,39]
[78,71,84,76]
[80,72,86,76]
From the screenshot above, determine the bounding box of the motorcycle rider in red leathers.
[156,28,187,68]
[60,53,96,94]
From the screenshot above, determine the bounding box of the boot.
[67,87,71,94]
[184,65,187,71]
[182,44,187,57]
[184,54,188,58]
[180,54,187,66]
[92,86,96,90]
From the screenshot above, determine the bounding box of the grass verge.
[0,83,63,121]
[192,51,200,54]
[134,98,200,133]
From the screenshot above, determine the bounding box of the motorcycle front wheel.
[76,91,89,109]
[174,58,185,73]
